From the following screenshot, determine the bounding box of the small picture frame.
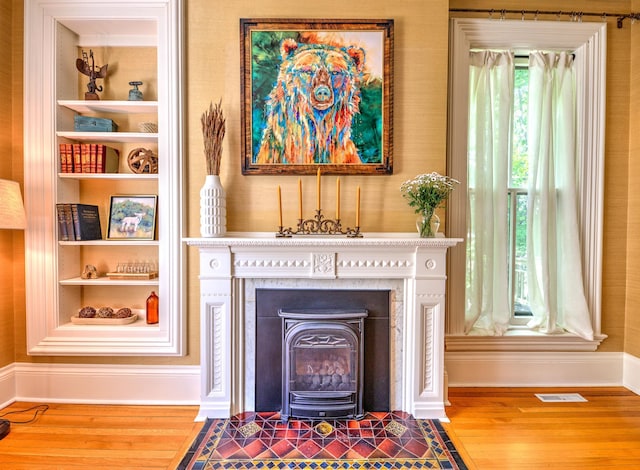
[107,195,157,240]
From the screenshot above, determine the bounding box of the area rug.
[178,411,467,469]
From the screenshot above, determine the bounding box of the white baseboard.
[0,363,16,409]
[3,354,637,407]
[623,353,640,394]
[13,363,201,404]
[445,351,624,387]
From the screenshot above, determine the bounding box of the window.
[446,19,607,351]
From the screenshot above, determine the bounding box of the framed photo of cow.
[241,18,394,175]
[107,195,157,240]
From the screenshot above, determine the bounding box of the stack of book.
[59,143,120,173]
[56,203,102,241]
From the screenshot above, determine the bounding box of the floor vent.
[535,393,587,403]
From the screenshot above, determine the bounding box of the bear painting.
[256,39,366,165]
[246,26,389,171]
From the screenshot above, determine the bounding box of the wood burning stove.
[278,308,368,421]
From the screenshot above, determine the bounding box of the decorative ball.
[97,307,114,318]
[127,148,158,174]
[78,306,96,318]
[114,307,133,318]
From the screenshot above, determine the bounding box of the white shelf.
[60,277,159,286]
[57,131,158,143]
[59,240,159,246]
[58,173,158,180]
[58,100,158,114]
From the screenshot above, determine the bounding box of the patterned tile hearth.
[178,411,468,469]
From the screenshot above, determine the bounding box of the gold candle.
[316,168,321,211]
[356,185,361,227]
[336,177,341,219]
[278,185,283,227]
[298,178,303,219]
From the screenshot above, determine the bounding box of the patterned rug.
[178,411,467,469]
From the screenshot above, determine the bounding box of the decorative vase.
[416,209,440,238]
[200,174,226,237]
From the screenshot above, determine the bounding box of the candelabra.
[275,169,362,237]
[277,209,361,237]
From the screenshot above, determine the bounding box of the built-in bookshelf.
[23,0,184,356]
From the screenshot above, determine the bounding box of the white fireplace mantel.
[185,232,462,421]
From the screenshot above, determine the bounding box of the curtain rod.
[449,8,640,29]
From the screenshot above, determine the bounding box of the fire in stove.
[294,346,353,392]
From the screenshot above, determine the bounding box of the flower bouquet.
[400,172,459,237]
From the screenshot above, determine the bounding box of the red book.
[58,143,67,172]
[72,143,82,173]
[81,143,91,173]
[97,145,120,173]
[89,144,97,173]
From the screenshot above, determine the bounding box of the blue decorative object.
[74,115,118,132]
[128,81,144,101]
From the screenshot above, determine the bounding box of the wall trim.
[0,363,16,410]
[13,363,200,405]
[623,353,640,394]
[445,351,624,387]
[2,355,637,407]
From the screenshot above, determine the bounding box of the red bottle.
[146,291,159,324]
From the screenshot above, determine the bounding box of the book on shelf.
[72,143,81,173]
[70,203,102,240]
[97,145,120,173]
[58,144,120,174]
[55,204,70,241]
[58,143,72,173]
[80,143,90,173]
[56,203,102,241]
[56,203,75,241]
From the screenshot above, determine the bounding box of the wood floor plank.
[443,386,640,469]
[2,387,639,469]
[0,402,202,469]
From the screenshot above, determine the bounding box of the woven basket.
[138,122,158,133]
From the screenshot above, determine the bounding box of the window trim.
[446,18,607,351]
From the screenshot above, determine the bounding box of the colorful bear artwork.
[255,39,367,165]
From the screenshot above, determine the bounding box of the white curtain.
[465,51,514,335]
[526,51,594,340]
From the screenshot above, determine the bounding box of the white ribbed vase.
[200,174,226,237]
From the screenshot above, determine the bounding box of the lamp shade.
[0,179,26,230]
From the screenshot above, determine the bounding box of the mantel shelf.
[184,233,463,249]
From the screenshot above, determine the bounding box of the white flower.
[400,172,459,214]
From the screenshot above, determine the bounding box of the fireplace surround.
[186,233,461,421]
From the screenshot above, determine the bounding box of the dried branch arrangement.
[201,100,226,175]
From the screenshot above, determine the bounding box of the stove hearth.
[279,308,368,420]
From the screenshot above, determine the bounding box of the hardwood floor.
[442,387,640,469]
[0,402,203,469]
[1,387,639,469]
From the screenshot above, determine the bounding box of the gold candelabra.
[276,169,362,237]
[277,210,361,237]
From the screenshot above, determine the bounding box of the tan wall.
[9,0,637,365]
[627,0,640,357]
[0,0,15,368]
